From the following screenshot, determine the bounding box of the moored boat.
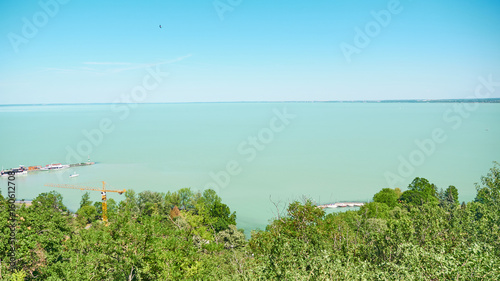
[1,165,28,177]
[40,163,70,170]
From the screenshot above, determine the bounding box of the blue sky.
[1,0,499,104]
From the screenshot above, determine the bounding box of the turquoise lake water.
[1,103,499,234]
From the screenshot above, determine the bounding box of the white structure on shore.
[317,202,365,209]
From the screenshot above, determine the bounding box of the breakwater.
[317,202,365,209]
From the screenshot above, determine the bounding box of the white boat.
[40,163,70,170]
[1,165,28,177]
[69,173,79,178]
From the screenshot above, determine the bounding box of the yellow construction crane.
[45,181,126,223]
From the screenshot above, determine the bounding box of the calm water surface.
[1,103,499,234]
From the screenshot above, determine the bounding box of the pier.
[14,200,32,207]
[1,161,96,175]
[317,202,365,209]
[69,161,95,167]
[28,161,95,171]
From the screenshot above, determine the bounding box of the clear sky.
[1,0,499,104]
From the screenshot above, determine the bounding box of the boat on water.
[1,165,28,177]
[69,173,79,178]
[40,163,70,170]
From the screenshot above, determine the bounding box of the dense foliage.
[1,162,499,280]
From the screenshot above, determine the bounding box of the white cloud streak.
[40,54,193,74]
[83,62,132,65]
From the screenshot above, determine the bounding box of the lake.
[1,102,499,234]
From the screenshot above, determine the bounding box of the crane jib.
[44,181,126,224]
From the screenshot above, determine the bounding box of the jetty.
[27,161,95,171]
[2,159,95,176]
[317,202,365,209]
[69,161,95,168]
[14,200,32,207]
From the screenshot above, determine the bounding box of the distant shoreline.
[1,98,500,106]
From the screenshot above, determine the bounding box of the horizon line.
[1,98,500,106]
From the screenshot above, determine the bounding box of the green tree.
[79,192,92,209]
[439,185,459,208]
[137,190,164,215]
[408,177,438,197]
[401,177,439,205]
[3,192,72,278]
[93,198,117,221]
[373,188,399,208]
[359,202,390,219]
[446,185,459,204]
[250,200,327,279]
[119,189,139,215]
[474,161,500,227]
[474,161,500,207]
[77,205,97,224]
[394,187,403,198]
[210,201,236,232]
[216,225,246,249]
[200,189,221,207]
[2,173,500,280]
[164,191,180,209]
[33,191,68,212]
[399,190,426,205]
[177,188,195,210]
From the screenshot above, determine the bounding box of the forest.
[0,162,499,280]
